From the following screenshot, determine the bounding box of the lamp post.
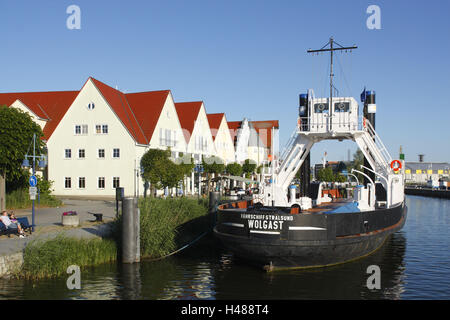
[21,133,46,232]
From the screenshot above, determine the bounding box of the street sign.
[29,175,37,187]
[29,186,37,200]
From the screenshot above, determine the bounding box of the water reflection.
[118,263,142,300]
[213,232,407,300]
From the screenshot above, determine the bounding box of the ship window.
[314,103,329,113]
[334,102,350,112]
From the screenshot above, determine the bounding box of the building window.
[96,124,108,134]
[113,148,120,158]
[113,177,120,189]
[75,124,88,135]
[98,177,105,189]
[159,128,177,147]
[87,103,95,110]
[65,177,71,189]
[65,149,72,159]
[98,149,105,159]
[195,136,208,152]
[78,177,85,189]
[78,149,85,159]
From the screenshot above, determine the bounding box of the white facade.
[180,103,216,163]
[208,114,235,164]
[47,79,144,197]
[233,118,250,163]
[148,93,188,156]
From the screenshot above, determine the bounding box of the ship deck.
[218,198,354,215]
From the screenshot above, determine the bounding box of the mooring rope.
[143,229,211,262]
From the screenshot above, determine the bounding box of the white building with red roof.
[206,113,235,165]
[0,77,279,197]
[0,77,187,197]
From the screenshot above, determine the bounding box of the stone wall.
[0,252,24,278]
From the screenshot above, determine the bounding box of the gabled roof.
[174,101,203,143]
[0,77,173,145]
[207,113,225,141]
[125,90,171,145]
[227,121,243,144]
[250,120,279,149]
[90,78,150,145]
[0,90,79,140]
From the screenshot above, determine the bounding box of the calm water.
[1,195,449,300]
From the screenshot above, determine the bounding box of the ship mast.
[307,37,357,128]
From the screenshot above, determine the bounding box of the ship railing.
[280,126,300,163]
[297,116,361,132]
[363,117,393,168]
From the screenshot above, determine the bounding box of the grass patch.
[20,235,117,280]
[6,188,63,210]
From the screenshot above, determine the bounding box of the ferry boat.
[213,38,407,271]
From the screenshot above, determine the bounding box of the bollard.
[122,197,140,263]
[209,191,221,227]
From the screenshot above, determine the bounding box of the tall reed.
[6,188,62,209]
[20,235,117,279]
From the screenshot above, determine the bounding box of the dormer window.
[87,103,95,110]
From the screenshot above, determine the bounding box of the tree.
[242,159,257,178]
[0,105,44,190]
[317,167,335,182]
[140,148,171,196]
[202,156,225,193]
[225,162,243,189]
[349,149,364,183]
[225,162,243,176]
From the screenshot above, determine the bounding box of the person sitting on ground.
[0,211,25,238]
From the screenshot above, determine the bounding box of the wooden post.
[122,197,140,263]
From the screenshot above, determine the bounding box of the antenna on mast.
[307,37,357,128]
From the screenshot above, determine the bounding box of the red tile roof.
[174,101,203,143]
[0,90,79,140]
[206,113,224,141]
[0,77,172,145]
[125,90,171,145]
[91,77,171,145]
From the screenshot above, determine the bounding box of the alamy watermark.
[366,265,381,290]
[66,5,81,30]
[66,265,81,289]
[366,5,381,30]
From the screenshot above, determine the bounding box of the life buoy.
[390,160,402,172]
[363,117,366,128]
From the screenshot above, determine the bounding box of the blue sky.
[1,0,449,165]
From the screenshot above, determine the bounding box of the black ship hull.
[213,200,407,270]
